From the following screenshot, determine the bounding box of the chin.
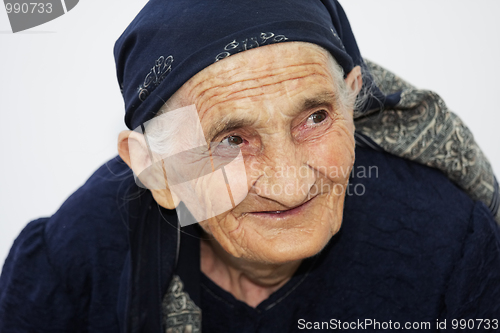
[230,213,341,265]
[202,192,345,264]
[259,230,336,264]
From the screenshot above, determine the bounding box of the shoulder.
[1,157,140,329]
[43,156,136,275]
[343,145,480,261]
[6,156,138,299]
[344,146,490,256]
[348,146,476,231]
[337,147,500,316]
[48,155,134,231]
[5,156,136,270]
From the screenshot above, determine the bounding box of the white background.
[1,1,499,265]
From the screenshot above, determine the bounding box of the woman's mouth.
[249,196,317,219]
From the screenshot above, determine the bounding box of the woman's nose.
[252,145,317,208]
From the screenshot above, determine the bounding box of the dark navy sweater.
[1,147,500,332]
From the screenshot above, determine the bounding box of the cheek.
[306,126,355,182]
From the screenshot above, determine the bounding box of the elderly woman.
[1,0,500,332]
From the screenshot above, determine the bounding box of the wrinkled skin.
[176,42,356,262]
[119,42,360,306]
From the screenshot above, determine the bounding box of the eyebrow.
[206,90,339,142]
[207,117,255,144]
[301,91,339,111]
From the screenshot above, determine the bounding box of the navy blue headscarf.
[114,0,397,130]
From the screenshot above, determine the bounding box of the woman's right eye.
[211,135,245,158]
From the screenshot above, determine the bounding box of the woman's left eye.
[220,135,244,147]
[306,110,328,126]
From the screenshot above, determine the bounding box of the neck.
[200,237,302,308]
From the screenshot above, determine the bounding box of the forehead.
[170,42,340,132]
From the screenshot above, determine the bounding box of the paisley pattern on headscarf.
[356,60,500,225]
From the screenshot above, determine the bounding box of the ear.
[118,130,150,173]
[344,65,363,96]
[117,130,178,210]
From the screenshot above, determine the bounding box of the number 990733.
[5,3,53,14]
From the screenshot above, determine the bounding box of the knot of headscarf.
[114,0,397,130]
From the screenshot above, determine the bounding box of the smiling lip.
[249,196,317,219]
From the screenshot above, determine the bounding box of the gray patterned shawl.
[356,60,500,225]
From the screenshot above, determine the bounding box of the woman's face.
[168,42,356,264]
